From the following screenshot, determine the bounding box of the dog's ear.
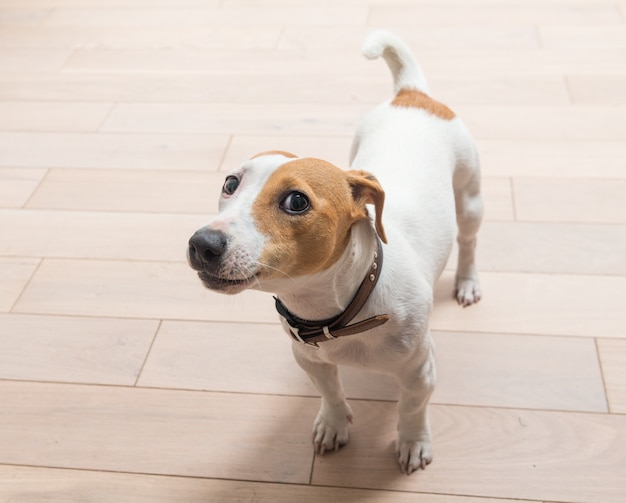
[347,170,388,244]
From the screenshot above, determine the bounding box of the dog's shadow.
[203,364,406,500]
[310,379,410,492]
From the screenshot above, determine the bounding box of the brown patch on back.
[251,150,298,160]
[391,88,455,120]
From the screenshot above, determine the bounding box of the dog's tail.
[362,30,429,95]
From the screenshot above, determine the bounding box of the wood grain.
[1,0,624,501]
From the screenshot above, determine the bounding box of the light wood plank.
[13,263,626,338]
[459,105,626,141]
[369,4,624,26]
[279,25,540,51]
[0,132,228,170]
[478,139,626,178]
[0,209,208,261]
[463,221,626,275]
[414,49,626,79]
[44,6,368,27]
[0,0,220,6]
[24,170,504,233]
[541,26,626,49]
[61,47,305,74]
[0,313,157,385]
[139,320,608,413]
[311,402,626,503]
[567,75,626,105]
[26,168,221,213]
[431,271,626,338]
[100,103,371,136]
[0,465,532,503]
[60,46,626,78]
[433,332,607,412]
[0,167,46,208]
[597,338,626,414]
[0,8,51,25]
[0,25,279,50]
[0,72,571,106]
[0,0,616,5]
[12,258,277,323]
[140,320,399,402]
[0,102,112,133]
[138,320,318,396]
[0,48,72,71]
[0,257,39,312]
[433,76,570,107]
[469,177,515,221]
[102,103,626,140]
[0,381,314,483]
[514,178,626,223]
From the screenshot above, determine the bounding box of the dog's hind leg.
[453,138,483,306]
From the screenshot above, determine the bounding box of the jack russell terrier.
[188,30,482,475]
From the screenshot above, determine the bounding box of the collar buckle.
[286,324,320,349]
[322,326,336,340]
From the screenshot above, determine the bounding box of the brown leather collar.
[274,236,389,348]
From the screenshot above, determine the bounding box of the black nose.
[188,229,228,267]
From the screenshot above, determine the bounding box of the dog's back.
[350,30,481,288]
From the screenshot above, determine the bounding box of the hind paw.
[454,277,481,307]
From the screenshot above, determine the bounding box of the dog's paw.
[454,276,481,307]
[312,404,353,455]
[396,437,433,475]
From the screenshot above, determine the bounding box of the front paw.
[396,436,433,475]
[312,403,353,455]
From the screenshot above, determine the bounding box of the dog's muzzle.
[187,228,256,293]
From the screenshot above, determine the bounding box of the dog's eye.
[281,191,310,214]
[222,175,240,196]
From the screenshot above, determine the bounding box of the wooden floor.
[1,1,626,502]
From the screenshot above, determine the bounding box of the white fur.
[188,30,483,475]
[290,31,482,473]
[362,30,430,95]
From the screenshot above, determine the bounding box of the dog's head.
[187,152,386,294]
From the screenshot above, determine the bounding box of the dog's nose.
[188,229,228,266]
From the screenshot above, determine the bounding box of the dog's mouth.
[197,270,257,294]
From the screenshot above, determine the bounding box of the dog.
[187,30,482,475]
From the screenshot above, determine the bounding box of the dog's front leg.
[292,344,353,455]
[396,345,436,475]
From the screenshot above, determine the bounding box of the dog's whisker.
[254,261,295,282]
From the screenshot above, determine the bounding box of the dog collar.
[274,236,389,348]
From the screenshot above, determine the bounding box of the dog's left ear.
[347,170,388,244]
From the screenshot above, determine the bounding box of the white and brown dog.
[188,30,482,475]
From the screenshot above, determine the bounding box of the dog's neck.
[270,220,379,322]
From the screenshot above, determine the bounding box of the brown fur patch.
[391,89,455,120]
[251,158,384,279]
[250,150,298,160]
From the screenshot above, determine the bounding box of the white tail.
[362,30,429,95]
